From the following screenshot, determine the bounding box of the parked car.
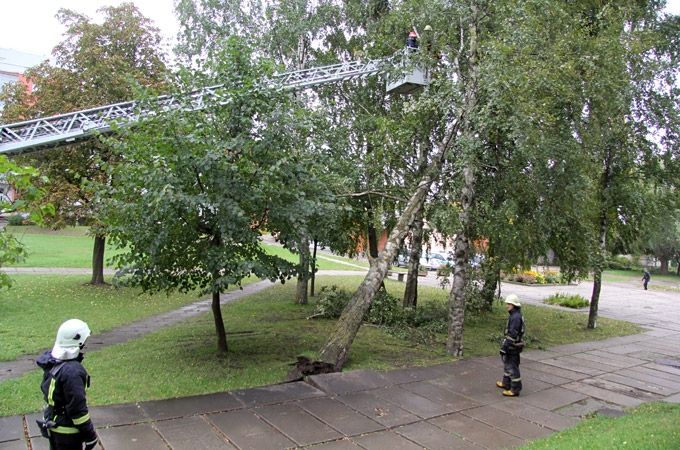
[420,253,449,270]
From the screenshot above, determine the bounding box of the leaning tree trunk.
[588,210,608,329]
[447,167,476,357]
[403,209,424,308]
[318,121,461,369]
[296,236,310,305]
[90,234,106,285]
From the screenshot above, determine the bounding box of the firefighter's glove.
[84,437,99,450]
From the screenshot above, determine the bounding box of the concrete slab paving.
[520,386,589,411]
[351,430,424,450]
[302,437,363,449]
[97,423,169,449]
[371,385,454,418]
[562,381,645,408]
[254,403,342,446]
[600,372,680,396]
[522,361,590,382]
[625,365,680,384]
[553,397,622,418]
[297,397,383,436]
[0,441,27,450]
[90,402,149,427]
[155,416,237,449]
[490,401,580,431]
[537,356,607,376]
[378,364,451,385]
[0,417,23,443]
[307,370,391,395]
[395,421,484,450]
[206,409,296,450]
[460,405,555,441]
[399,380,482,412]
[232,381,325,408]
[428,412,525,450]
[139,392,242,420]
[521,367,573,386]
[645,362,680,377]
[335,391,420,428]
[578,377,663,402]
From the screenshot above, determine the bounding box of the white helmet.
[504,294,521,307]
[51,319,91,360]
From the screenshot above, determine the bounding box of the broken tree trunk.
[318,121,461,370]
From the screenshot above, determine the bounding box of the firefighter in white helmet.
[36,319,99,449]
[496,295,525,396]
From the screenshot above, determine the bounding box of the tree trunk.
[659,256,668,274]
[90,234,106,285]
[480,244,497,310]
[310,239,318,297]
[318,119,461,369]
[366,204,380,268]
[403,210,424,308]
[588,211,608,329]
[296,236,310,304]
[447,167,476,357]
[212,290,228,353]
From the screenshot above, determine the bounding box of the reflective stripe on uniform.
[51,426,79,434]
[511,377,522,382]
[47,378,57,406]
[72,413,90,425]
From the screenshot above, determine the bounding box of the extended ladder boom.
[0,58,387,155]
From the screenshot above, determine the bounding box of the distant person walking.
[497,295,525,397]
[642,270,651,290]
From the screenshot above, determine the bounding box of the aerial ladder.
[0,49,427,155]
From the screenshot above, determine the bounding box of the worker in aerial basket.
[36,319,99,449]
[406,30,419,50]
[496,294,525,397]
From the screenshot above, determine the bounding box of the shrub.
[7,214,25,226]
[544,293,589,309]
[366,290,404,326]
[607,255,633,270]
[311,286,450,345]
[544,271,560,284]
[312,285,351,319]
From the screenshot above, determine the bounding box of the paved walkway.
[1,273,680,449]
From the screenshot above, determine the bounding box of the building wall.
[0,48,45,111]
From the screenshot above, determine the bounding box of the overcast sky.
[1,0,679,59]
[0,0,179,58]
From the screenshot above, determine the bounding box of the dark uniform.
[642,270,650,290]
[499,307,525,395]
[37,351,98,450]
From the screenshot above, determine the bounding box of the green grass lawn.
[521,402,680,450]
[0,274,210,361]
[4,225,369,271]
[0,275,639,417]
[600,269,680,292]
